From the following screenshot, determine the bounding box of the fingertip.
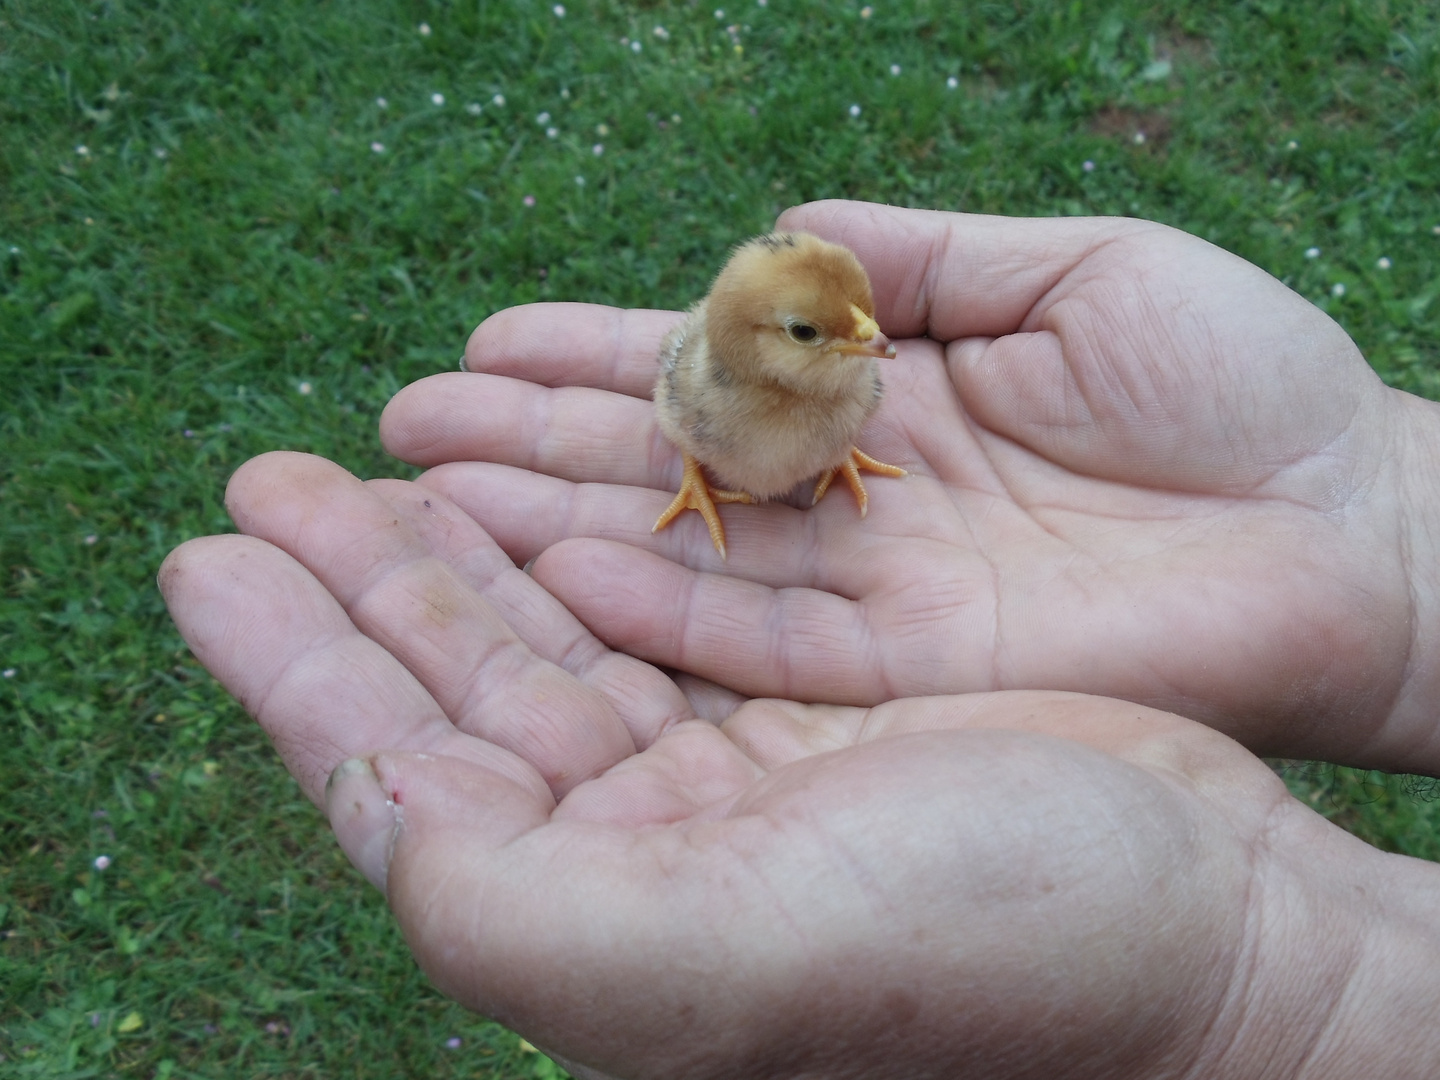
[224,451,358,532]
[775,198,873,236]
[378,371,469,463]
[156,535,202,598]
[464,304,527,373]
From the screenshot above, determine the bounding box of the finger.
[345,749,682,1067]
[365,478,694,748]
[423,461,945,594]
[365,728,1246,1080]
[775,199,1153,341]
[388,332,947,488]
[672,674,749,722]
[944,245,1385,500]
[721,692,1282,815]
[158,536,550,808]
[225,451,636,796]
[530,539,993,706]
[552,720,763,828]
[380,371,668,481]
[780,201,1390,503]
[463,302,683,398]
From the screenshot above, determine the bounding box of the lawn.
[2,0,1438,1075]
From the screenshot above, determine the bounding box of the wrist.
[1205,801,1440,1078]
[1374,389,1440,772]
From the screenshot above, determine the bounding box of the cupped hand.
[157,457,1440,1080]
[382,200,1440,773]
[159,455,1426,1078]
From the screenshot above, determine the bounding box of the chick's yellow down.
[652,231,905,557]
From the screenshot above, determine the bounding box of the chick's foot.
[653,452,754,559]
[812,447,907,519]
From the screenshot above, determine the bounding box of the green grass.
[2,0,1438,1075]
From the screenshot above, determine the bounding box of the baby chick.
[652,231,905,557]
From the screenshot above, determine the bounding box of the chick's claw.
[653,452,754,559]
[812,447,907,519]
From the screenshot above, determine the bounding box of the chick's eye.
[788,324,818,343]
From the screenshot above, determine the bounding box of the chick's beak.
[836,302,897,358]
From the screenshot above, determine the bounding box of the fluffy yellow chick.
[652,231,905,557]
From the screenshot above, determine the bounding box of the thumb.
[324,749,634,1075]
[325,748,552,893]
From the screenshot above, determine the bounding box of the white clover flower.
[889,64,901,76]
[371,142,385,153]
[523,194,536,207]
[1133,131,1146,144]
[466,102,482,115]
[153,147,168,159]
[76,145,89,156]
[553,4,565,15]
[596,123,609,136]
[715,8,725,16]
[1331,283,1346,297]
[1305,247,1321,259]
[546,127,559,138]
[299,381,313,395]
[757,0,767,6]
[1377,256,1392,270]
[418,22,431,36]
[653,26,670,40]
[560,87,571,99]
[631,40,642,52]
[537,111,551,124]
[1285,140,1298,150]
[575,175,586,186]
[431,92,445,106]
[593,143,605,155]
[848,104,861,117]
[946,76,958,89]
[84,534,98,545]
[860,5,874,17]
[1082,159,1096,172]
[376,96,388,109]
[1,668,15,678]
[94,855,112,871]
[492,93,506,107]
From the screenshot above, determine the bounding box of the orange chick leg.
[653,452,754,559]
[812,447,907,519]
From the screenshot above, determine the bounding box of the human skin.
[159,202,1440,1077]
[384,201,1440,775]
[159,454,1440,1079]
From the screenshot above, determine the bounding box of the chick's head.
[705,232,895,393]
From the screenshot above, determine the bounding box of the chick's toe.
[653,452,754,559]
[812,447,907,519]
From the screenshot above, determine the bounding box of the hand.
[381,201,1440,773]
[159,457,1440,1079]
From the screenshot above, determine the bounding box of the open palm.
[383,201,1428,770]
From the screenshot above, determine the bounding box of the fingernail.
[325,757,400,892]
